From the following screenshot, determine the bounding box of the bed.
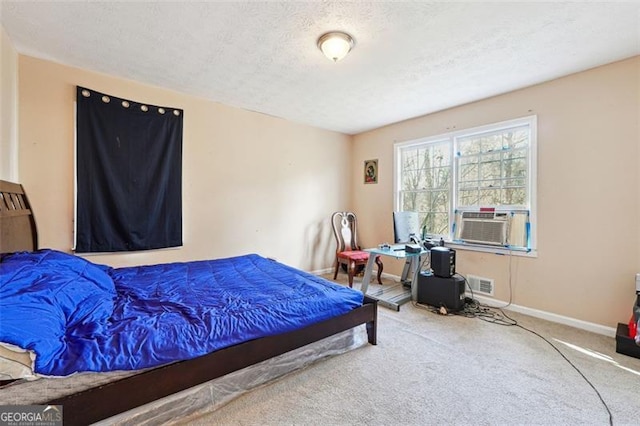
[0,179,378,424]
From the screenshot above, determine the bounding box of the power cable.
[503,309,614,426]
[413,251,612,424]
[447,278,613,426]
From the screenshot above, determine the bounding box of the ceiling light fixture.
[317,31,355,62]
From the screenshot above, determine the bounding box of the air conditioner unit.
[459,211,508,246]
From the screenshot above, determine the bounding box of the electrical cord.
[415,242,611,424]
[414,236,612,423]
[419,252,430,271]
[415,294,613,424]
[419,273,613,426]
[513,318,614,426]
[456,272,613,426]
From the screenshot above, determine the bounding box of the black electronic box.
[404,243,422,253]
[417,273,465,312]
[430,246,456,278]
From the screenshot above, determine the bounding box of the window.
[394,116,537,254]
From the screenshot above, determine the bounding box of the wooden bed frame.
[0,180,378,425]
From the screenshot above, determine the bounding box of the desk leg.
[360,255,377,295]
[411,255,422,301]
[400,258,412,284]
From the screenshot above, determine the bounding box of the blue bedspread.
[0,250,363,376]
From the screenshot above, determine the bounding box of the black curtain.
[75,86,183,253]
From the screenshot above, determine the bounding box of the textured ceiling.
[1,1,639,135]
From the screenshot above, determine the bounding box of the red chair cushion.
[337,250,370,262]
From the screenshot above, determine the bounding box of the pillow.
[0,249,116,374]
[1,249,116,327]
[0,343,36,380]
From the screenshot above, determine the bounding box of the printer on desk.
[404,243,422,253]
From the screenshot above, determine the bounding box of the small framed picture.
[364,159,378,184]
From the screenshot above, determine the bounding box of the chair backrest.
[331,211,360,253]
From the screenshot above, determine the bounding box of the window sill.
[445,241,537,258]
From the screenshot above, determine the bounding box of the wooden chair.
[331,211,383,288]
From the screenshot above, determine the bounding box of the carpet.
[180,280,640,425]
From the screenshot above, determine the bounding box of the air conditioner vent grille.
[460,217,507,246]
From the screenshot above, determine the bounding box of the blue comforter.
[0,250,363,376]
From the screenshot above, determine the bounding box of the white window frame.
[394,115,537,257]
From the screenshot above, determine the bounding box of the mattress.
[1,250,363,377]
[0,327,366,425]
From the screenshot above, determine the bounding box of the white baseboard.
[316,269,615,337]
[355,271,616,337]
[312,268,389,278]
[381,272,402,282]
[469,293,617,337]
[311,267,334,275]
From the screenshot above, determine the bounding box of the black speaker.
[417,273,465,311]
[430,247,456,278]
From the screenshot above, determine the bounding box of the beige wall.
[15,50,640,329]
[18,55,351,270]
[0,25,18,181]
[352,57,640,328]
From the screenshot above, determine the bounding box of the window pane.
[421,212,449,235]
[459,161,478,183]
[481,134,503,153]
[399,141,452,235]
[502,157,526,178]
[460,125,529,153]
[430,166,451,190]
[504,188,526,205]
[413,191,429,212]
[400,191,418,211]
[504,128,529,149]
[480,179,502,189]
[505,178,526,187]
[479,188,501,205]
[457,134,483,156]
[401,149,419,171]
[479,153,502,180]
[459,179,478,189]
[417,170,430,189]
[505,148,527,160]
[403,190,449,214]
[401,170,420,191]
[458,189,479,206]
[429,144,451,165]
[455,124,530,210]
[426,190,449,213]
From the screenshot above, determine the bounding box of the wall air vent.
[459,211,508,246]
[467,274,494,296]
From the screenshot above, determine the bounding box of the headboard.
[0,180,38,254]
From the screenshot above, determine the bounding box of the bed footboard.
[49,297,377,425]
[364,295,378,344]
